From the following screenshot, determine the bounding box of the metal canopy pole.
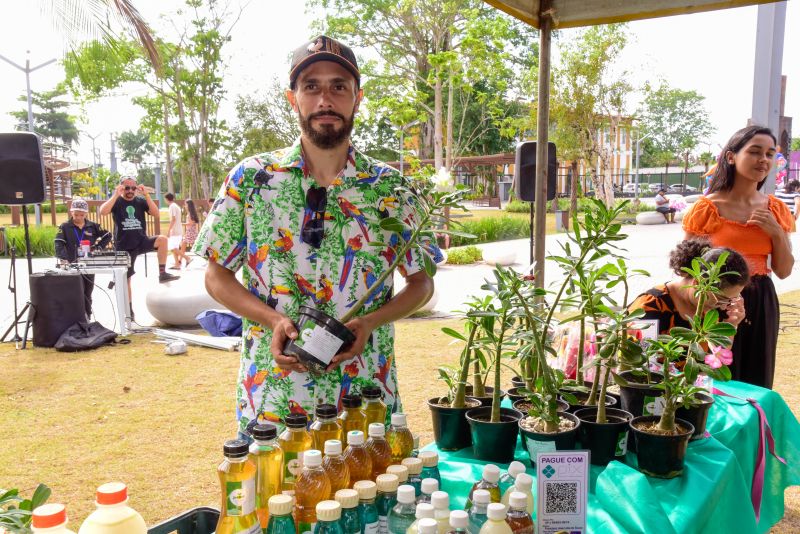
[533,2,552,289]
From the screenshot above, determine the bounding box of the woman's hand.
[720,297,746,329]
[747,208,783,238]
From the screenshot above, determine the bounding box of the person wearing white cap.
[54,197,112,318]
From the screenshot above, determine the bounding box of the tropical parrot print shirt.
[194,140,429,433]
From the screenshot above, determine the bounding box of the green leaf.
[441,327,466,341]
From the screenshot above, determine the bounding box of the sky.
[0,0,797,175]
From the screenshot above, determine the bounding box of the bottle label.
[298,521,315,534]
[240,523,262,534]
[294,320,344,364]
[284,451,303,484]
[364,521,379,534]
[378,515,388,534]
[643,395,666,416]
[226,478,255,516]
[615,431,629,456]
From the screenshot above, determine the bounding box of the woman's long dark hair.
[707,125,777,194]
[186,199,199,224]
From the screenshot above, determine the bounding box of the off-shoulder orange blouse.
[682,195,795,276]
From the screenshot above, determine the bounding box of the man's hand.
[137,184,147,197]
[269,314,306,373]
[327,315,376,371]
[115,184,125,196]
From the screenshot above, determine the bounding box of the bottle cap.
[472,489,490,504]
[347,430,365,445]
[401,457,422,475]
[362,386,382,399]
[486,503,507,521]
[303,449,322,467]
[316,500,342,521]
[420,478,439,495]
[32,504,67,529]
[397,485,416,504]
[335,489,359,509]
[342,394,362,408]
[449,510,468,529]
[368,423,385,437]
[413,434,420,449]
[375,474,399,492]
[223,439,249,458]
[430,491,449,510]
[418,451,438,467]
[96,482,128,505]
[509,492,527,510]
[353,480,377,499]
[316,403,337,418]
[285,414,308,428]
[268,494,294,516]
[324,439,343,455]
[514,473,533,492]
[507,461,526,479]
[391,413,407,427]
[418,518,438,534]
[251,423,277,441]
[386,464,408,482]
[415,503,435,519]
[482,464,500,483]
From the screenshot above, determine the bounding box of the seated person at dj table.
[54,197,112,318]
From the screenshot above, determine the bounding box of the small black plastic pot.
[511,376,526,388]
[630,415,694,479]
[560,390,617,413]
[283,306,356,374]
[465,406,522,463]
[518,412,581,467]
[512,398,570,415]
[428,396,481,451]
[464,385,505,407]
[617,371,664,418]
[506,387,529,404]
[574,407,633,466]
[675,392,715,440]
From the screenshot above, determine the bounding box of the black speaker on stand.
[0,132,47,348]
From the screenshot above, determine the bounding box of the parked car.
[622,183,648,195]
[668,184,698,194]
[648,183,667,193]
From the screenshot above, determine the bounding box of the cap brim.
[290,53,360,86]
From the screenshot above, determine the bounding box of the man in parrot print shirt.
[195,35,435,437]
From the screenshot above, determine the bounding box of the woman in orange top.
[683,126,795,389]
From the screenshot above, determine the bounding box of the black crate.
[148,507,220,534]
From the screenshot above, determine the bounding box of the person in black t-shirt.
[99,177,179,308]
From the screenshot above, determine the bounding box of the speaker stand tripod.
[1,205,35,348]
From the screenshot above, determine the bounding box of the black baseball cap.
[289,35,360,89]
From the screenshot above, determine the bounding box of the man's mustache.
[309,111,346,121]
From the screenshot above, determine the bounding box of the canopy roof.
[484,0,776,28]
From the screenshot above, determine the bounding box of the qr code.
[544,481,578,514]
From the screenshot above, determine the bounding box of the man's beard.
[299,109,355,149]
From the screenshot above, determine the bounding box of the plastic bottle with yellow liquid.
[430,492,450,534]
[32,504,75,534]
[339,395,367,435]
[311,404,342,451]
[212,441,261,534]
[499,474,532,515]
[343,430,373,484]
[78,482,147,534]
[477,505,511,534]
[386,414,413,463]
[279,414,312,493]
[250,424,284,529]
[323,440,351,498]
[366,424,393,480]
[464,465,501,510]
[362,387,387,427]
[295,450,332,534]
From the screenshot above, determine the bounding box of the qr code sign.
[544,481,578,514]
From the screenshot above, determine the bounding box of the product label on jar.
[364,520,380,534]
[378,515,389,534]
[284,451,303,484]
[294,320,345,364]
[226,478,255,516]
[615,431,628,456]
[643,395,666,416]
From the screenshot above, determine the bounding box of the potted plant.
[628,253,737,478]
[284,180,471,374]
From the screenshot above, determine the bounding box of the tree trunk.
[433,76,443,171]
[445,70,453,174]
[160,83,175,195]
[570,160,579,215]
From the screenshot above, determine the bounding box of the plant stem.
[596,365,611,424]
[473,359,486,397]
[451,323,478,409]
[587,362,601,406]
[490,309,508,424]
[576,318,585,384]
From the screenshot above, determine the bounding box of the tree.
[117,129,154,171]
[229,79,300,162]
[9,87,79,146]
[638,81,712,183]
[790,138,800,152]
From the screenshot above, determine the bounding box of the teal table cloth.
[424,381,800,534]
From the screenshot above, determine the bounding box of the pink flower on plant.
[705,345,733,369]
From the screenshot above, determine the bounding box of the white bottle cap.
[391,413,407,426]
[376,474,399,492]
[386,464,409,483]
[514,473,533,492]
[397,485,416,504]
[449,510,469,529]
[418,518,439,534]
[335,489,359,509]
[268,495,294,516]
[316,500,342,521]
[486,503,507,521]
[368,423,385,437]
[472,489,491,504]
[482,464,500,484]
[420,478,439,495]
[32,504,67,529]
[507,461,526,479]
[347,430,365,445]
[430,491,449,510]
[353,480,377,499]
[325,439,342,455]
[303,449,322,467]
[401,457,423,475]
[418,451,438,467]
[509,492,527,510]
[415,503,435,519]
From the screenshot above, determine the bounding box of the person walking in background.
[682,125,795,389]
[178,199,199,268]
[165,193,184,269]
[654,188,677,223]
[774,179,800,220]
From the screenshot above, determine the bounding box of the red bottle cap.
[32,504,67,529]
[81,240,90,245]
[96,482,128,505]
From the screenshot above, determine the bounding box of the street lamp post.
[635,131,653,200]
